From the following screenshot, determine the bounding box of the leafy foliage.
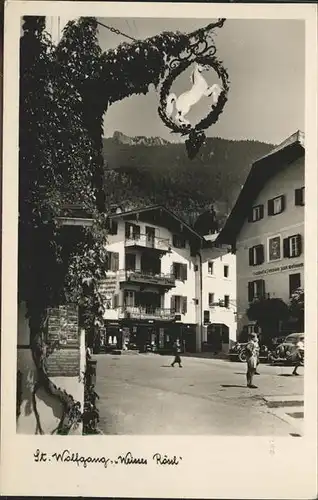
[19,16,108,434]
[289,287,304,331]
[246,298,290,340]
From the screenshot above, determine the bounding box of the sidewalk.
[262,394,304,436]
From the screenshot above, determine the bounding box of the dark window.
[208,261,214,274]
[204,310,210,324]
[125,253,136,271]
[295,187,305,206]
[248,280,266,302]
[249,245,265,266]
[208,293,215,307]
[283,234,302,258]
[107,219,118,235]
[224,265,229,277]
[268,195,285,216]
[112,294,119,309]
[172,262,187,281]
[171,295,187,314]
[107,252,119,272]
[224,295,230,308]
[289,273,301,297]
[248,204,264,222]
[172,234,186,248]
[125,222,140,240]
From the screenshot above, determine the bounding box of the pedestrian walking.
[171,338,182,367]
[245,333,260,388]
[291,337,304,376]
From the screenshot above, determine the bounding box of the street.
[95,352,304,436]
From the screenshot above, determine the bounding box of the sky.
[98,18,305,145]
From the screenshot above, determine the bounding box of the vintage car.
[268,332,304,365]
[228,342,269,363]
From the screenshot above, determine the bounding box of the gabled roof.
[216,131,305,246]
[109,204,203,242]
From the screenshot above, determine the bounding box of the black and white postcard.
[1,1,317,498]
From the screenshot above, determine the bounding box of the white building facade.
[95,205,236,353]
[217,131,305,339]
[200,237,237,351]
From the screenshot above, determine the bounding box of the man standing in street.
[292,336,304,376]
[245,333,260,388]
[171,338,182,367]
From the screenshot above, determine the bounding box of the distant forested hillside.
[102,132,274,227]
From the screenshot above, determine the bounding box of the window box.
[268,195,285,216]
[249,244,265,266]
[248,204,264,222]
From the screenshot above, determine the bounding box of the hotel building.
[217,131,305,337]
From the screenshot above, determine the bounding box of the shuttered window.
[107,252,119,272]
[125,222,140,240]
[171,295,187,314]
[295,187,305,206]
[283,234,302,258]
[248,204,264,222]
[173,262,187,281]
[268,195,285,216]
[248,245,265,266]
[248,280,266,302]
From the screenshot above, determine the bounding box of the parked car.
[228,342,269,363]
[268,332,304,365]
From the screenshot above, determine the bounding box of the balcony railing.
[119,269,175,287]
[125,233,171,252]
[118,306,175,321]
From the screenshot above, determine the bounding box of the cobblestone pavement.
[95,353,304,436]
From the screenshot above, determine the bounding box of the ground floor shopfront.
[94,320,197,353]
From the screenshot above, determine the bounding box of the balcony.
[119,269,175,288]
[125,234,171,253]
[118,306,174,321]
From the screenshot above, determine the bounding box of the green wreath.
[158,54,230,158]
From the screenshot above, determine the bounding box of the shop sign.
[253,261,303,277]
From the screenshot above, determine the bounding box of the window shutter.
[249,247,254,266]
[295,189,301,206]
[106,251,112,271]
[296,234,302,256]
[247,210,253,222]
[283,238,290,258]
[182,264,188,281]
[280,195,286,212]
[268,199,274,216]
[259,204,264,219]
[182,296,187,314]
[257,245,264,265]
[248,282,254,302]
[172,263,177,278]
[170,296,176,312]
[257,280,266,299]
[112,252,119,271]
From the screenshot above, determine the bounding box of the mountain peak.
[112,130,170,147]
